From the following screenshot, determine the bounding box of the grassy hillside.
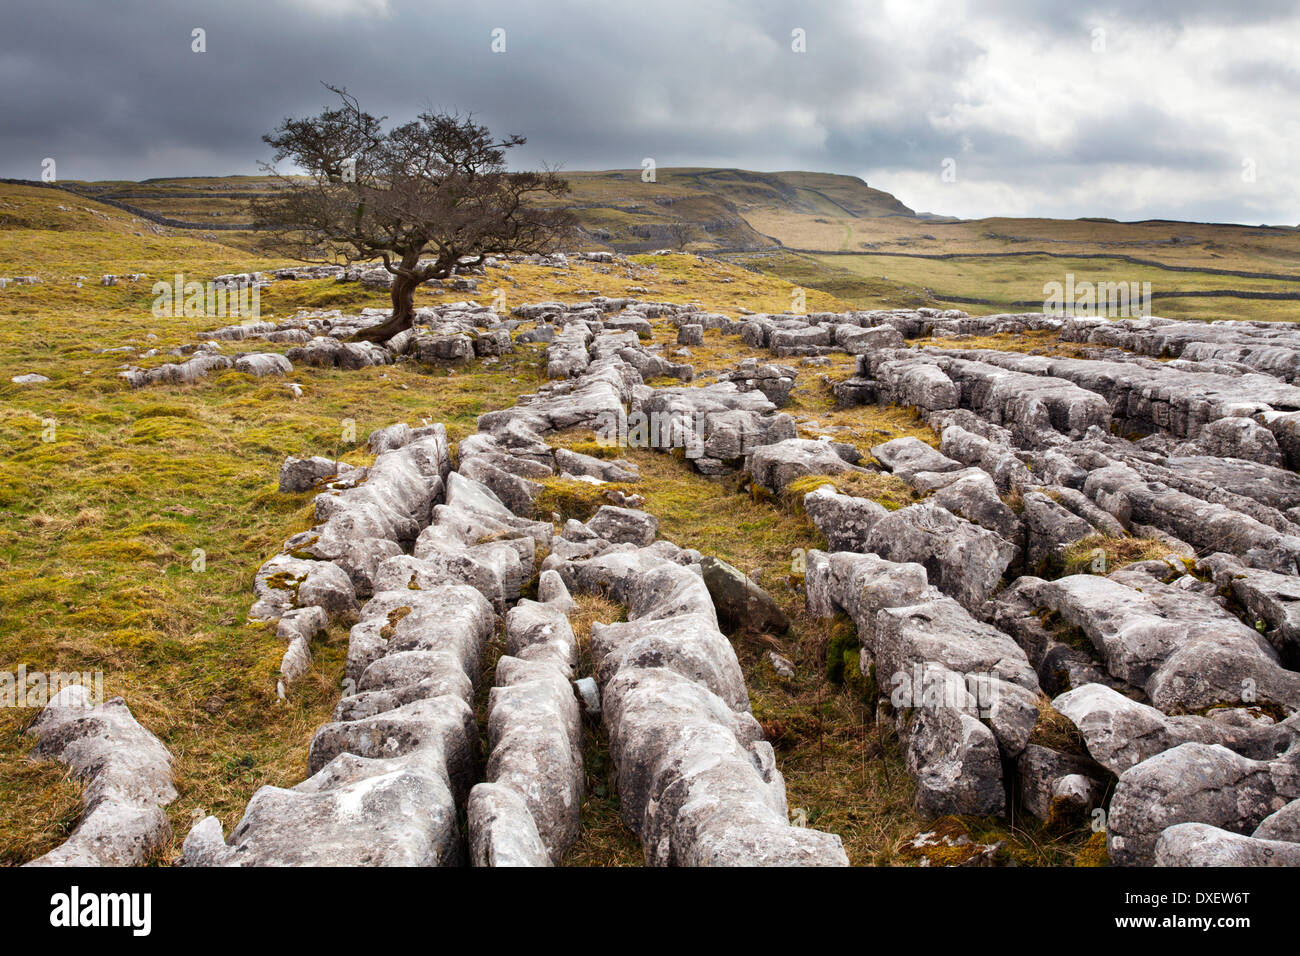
[30,168,915,256]
[23,169,1300,322]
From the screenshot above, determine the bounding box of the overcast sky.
[3,0,1297,224]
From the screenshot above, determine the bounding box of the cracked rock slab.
[26,686,176,867]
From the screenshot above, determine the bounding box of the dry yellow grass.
[1054,534,1182,578]
[559,593,643,867]
[914,330,1102,358]
[781,471,921,513]
[798,403,941,453]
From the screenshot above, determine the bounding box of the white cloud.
[858,10,1300,222]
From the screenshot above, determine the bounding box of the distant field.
[797,251,1300,322]
[744,210,1300,262]
[733,208,1300,322]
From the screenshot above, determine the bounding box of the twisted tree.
[254,85,575,342]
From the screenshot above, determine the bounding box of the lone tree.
[666,219,695,252]
[254,86,575,342]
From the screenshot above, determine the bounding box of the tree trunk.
[350,252,424,343]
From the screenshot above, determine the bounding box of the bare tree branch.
[253,88,576,341]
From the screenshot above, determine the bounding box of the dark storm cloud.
[0,0,1295,223]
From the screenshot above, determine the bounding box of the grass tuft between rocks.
[1053,533,1183,578]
